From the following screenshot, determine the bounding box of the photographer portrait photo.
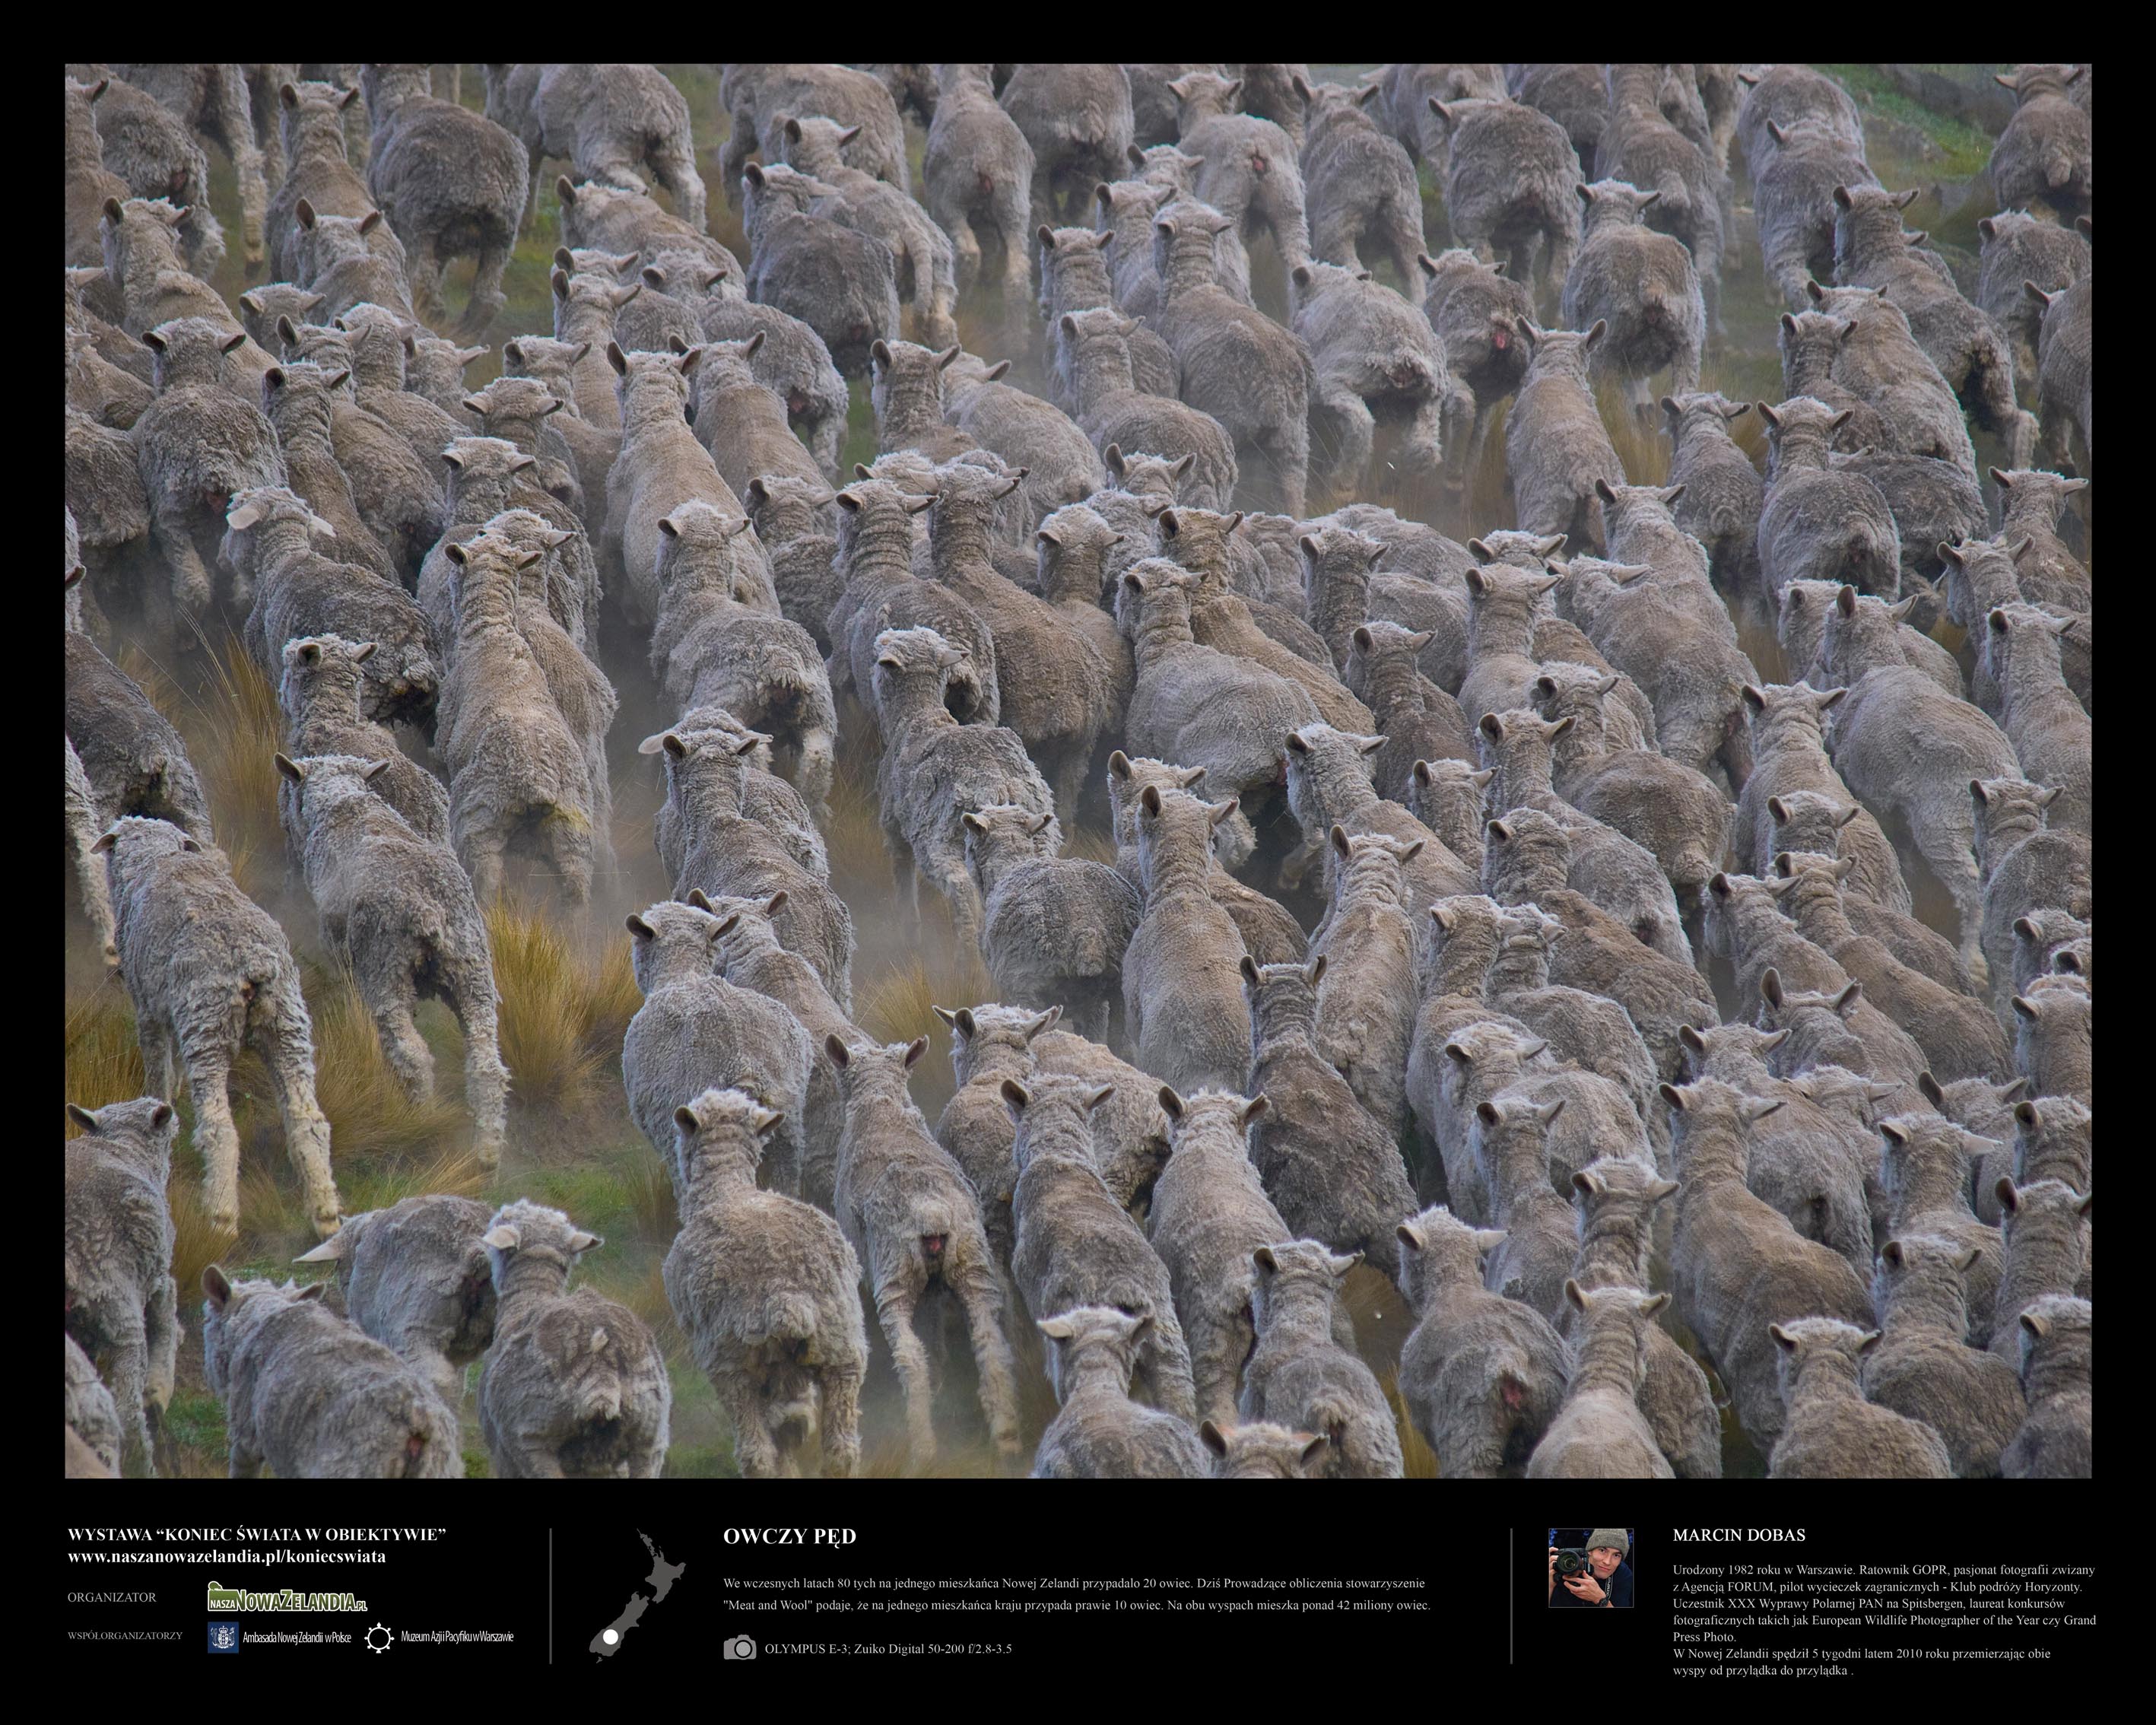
[1549,1530,1635,1609]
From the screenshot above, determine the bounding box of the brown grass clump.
[1386,1375,1440,1479]
[489,901,640,1122]
[63,983,145,1111]
[140,630,287,903]
[856,946,992,1117]
[822,729,894,898]
[1596,380,1673,488]
[303,964,470,1163]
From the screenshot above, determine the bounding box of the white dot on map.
[604,1630,619,1644]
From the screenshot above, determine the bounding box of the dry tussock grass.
[304,965,470,1163]
[856,946,993,1113]
[489,901,640,1123]
[1596,381,1673,487]
[63,983,144,1111]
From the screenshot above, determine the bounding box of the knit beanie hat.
[1586,1529,1630,1556]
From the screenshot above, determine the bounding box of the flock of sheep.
[64,62,2091,1481]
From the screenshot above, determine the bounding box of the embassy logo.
[208,1622,240,1653]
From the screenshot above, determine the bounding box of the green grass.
[1812,65,1997,181]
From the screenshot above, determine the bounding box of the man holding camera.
[1547,1530,1633,1609]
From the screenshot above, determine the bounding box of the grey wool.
[776,116,957,346]
[1506,320,1622,551]
[1736,682,1904,907]
[1831,183,2036,467]
[202,1269,462,1478]
[276,754,508,1167]
[1528,1281,1675,1479]
[1564,179,1705,416]
[1243,957,1418,1275]
[1290,261,1448,505]
[65,1098,180,1475]
[1749,114,1876,311]
[738,160,899,378]
[258,359,398,584]
[1311,828,1427,1142]
[1408,758,1498,870]
[484,64,706,233]
[964,806,1141,1043]
[1661,394,1761,603]
[1972,777,2091,1025]
[1349,624,1476,804]
[291,1195,497,1410]
[434,533,597,905]
[920,65,1034,299]
[278,634,450,849]
[621,898,814,1202]
[1987,66,2091,223]
[721,64,909,200]
[943,350,1107,538]
[1977,214,2089,395]
[1145,1087,1322,1426]
[1034,505,1133,720]
[1283,723,1474,933]
[360,65,525,335]
[1983,605,2091,840]
[1107,754,1303,969]
[869,627,1056,953]
[1734,65,1864,173]
[1295,78,1428,301]
[1999,1295,2091,1479]
[64,623,214,843]
[290,205,418,328]
[1989,468,2092,617]
[1665,1078,1875,1450]
[665,1088,868,1479]
[997,63,1135,229]
[66,1334,124,1477]
[1877,1112,2004,1342]
[1418,249,1533,491]
[264,81,369,284]
[80,73,227,275]
[1754,396,1899,607]
[643,707,827,888]
[827,475,997,725]
[932,1003,1061,1277]
[1200,1420,1327,1478]
[1030,1307,1209,1480]
[1122,782,1256,1098]
[1595,65,1726,335]
[2011,976,2092,1107]
[405,334,491,418]
[1764,1317,1951,1479]
[98,818,340,1239]
[1056,310,1240,510]
[1241,1241,1404,1479]
[745,476,843,652]
[826,1035,1021,1470]
[476,1201,672,1478]
[1864,1234,2026,1476]
[1799,281,1975,475]
[1396,1205,1568,1478]
[1030,1025,1178,1219]
[1168,71,1312,303]
[132,318,287,627]
[65,737,119,964]
[227,489,436,730]
[656,730,853,1008]
[1509,62,1608,170]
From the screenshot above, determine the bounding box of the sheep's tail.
[2040,143,2076,192]
[760,1291,821,1357]
[574,1327,625,1422]
[1300,1390,1357,1453]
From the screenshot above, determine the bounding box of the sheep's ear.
[673,1104,701,1134]
[1330,824,1352,859]
[998,1077,1034,1120]
[1833,980,1863,1015]
[1139,783,1164,817]
[1026,1005,1061,1040]
[824,1034,852,1067]
[202,1265,234,1308]
[273,753,306,784]
[65,1103,100,1133]
[606,341,629,375]
[1769,1322,1797,1352]
[1305,954,1327,989]
[1037,1315,1078,1342]
[624,914,654,940]
[1199,1418,1230,1457]
[1678,1024,1707,1053]
[903,1037,929,1069]
[1253,1246,1278,1274]
[1564,1279,1589,1312]
[1658,1082,1686,1113]
[567,1230,602,1254]
[1207,796,1240,827]
[1085,1085,1117,1113]
[1240,1094,1269,1126]
[1156,1085,1185,1122]
[293,1231,351,1263]
[1239,953,1262,986]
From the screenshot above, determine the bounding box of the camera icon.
[723,1636,757,1661]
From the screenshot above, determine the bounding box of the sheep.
[1505,319,1622,551]
[1440,1018,1657,1207]
[1122,782,1256,1098]
[643,707,827,887]
[1799,280,1977,475]
[1735,682,1901,899]
[264,81,371,283]
[104,61,268,264]
[1596,65,1726,335]
[1773,309,1893,456]
[744,475,843,651]
[1469,1093,1586,1324]
[827,476,999,724]
[360,64,524,335]
[130,318,287,631]
[290,205,418,328]
[1999,1294,2091,1479]
[1823,592,2021,977]
[285,758,495,1094]
[1972,777,2093,1021]
[930,1003,1059,1279]
[1289,260,1447,505]
[200,1269,461,1478]
[416,435,582,655]
[1199,1419,1327,1478]
[1942,1073,2040,1221]
[1989,467,2092,618]
[1876,1111,2004,1342]
[97,198,245,363]
[665,1088,866,1479]
[1831,184,2036,468]
[1752,969,1931,1123]
[1527,1281,1675,1478]
[63,620,213,843]
[1983,605,2091,840]
[996,62,1135,229]
[1976,212,2090,394]
[97,818,339,1239]
[1119,561,1319,812]
[1055,311,1240,509]
[1764,1317,1951,1479]
[1754,397,1900,607]
[1664,1077,1875,1450]
[1772,853,2012,1085]
[1988,65,2091,223]
[287,1194,495,1412]
[1036,213,1169,401]
[484,64,706,233]
[1764,802,1968,993]
[1167,71,1312,302]
[1282,723,1475,932]
[1147,1086,1328,1425]
[825,1035,1021,1469]
[1348,626,1475,805]
[943,351,1110,535]
[922,65,1036,300]
[455,373,587,520]
[1310,828,1428,1142]
[80,72,228,275]
[1418,249,1532,491]
[1424,96,1580,304]
[475,1200,670,1478]
[773,116,957,348]
[65,76,132,268]
[1563,179,1705,417]
[1107,754,1304,968]
[405,332,491,417]
[1033,504,1132,716]
[1750,114,1876,311]
[2010,905,2093,1004]
[620,895,814,1202]
[1989,1177,2092,1366]
[1860,1233,2026,1477]
[738,161,899,380]
[962,805,1142,1043]
[1027,1024,1176,1219]
[1030,1307,1208,1479]
[1509,62,1608,171]
[65,736,119,963]
[65,1333,123,1477]
[224,489,434,733]
[434,534,596,905]
[1780,577,1962,707]
[64,1098,179,1475]
[546,265,640,432]
[1733,65,1864,171]
[554,177,737,285]
[1481,811,1718,1083]
[1241,1241,1404,1479]
[722,63,909,199]
[1382,62,1506,170]
[2012,976,2091,1106]
[1394,1205,1567,1477]
[1294,78,1427,300]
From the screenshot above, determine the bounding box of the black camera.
[1553,1549,1591,1576]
